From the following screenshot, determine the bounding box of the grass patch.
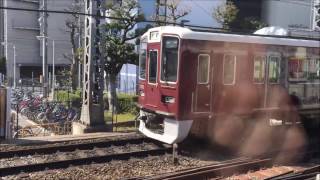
[113,126,137,132]
[104,111,137,123]
[104,111,138,132]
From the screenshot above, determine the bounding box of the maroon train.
[137,26,320,145]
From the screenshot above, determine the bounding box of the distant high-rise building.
[1,0,77,83]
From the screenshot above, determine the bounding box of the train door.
[194,54,212,112]
[145,48,160,108]
[253,55,267,108]
[265,54,282,107]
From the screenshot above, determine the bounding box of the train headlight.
[139,90,145,97]
[162,96,175,103]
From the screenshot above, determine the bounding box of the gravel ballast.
[2,154,216,180]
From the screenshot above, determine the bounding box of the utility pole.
[12,45,16,89]
[78,6,82,89]
[40,0,48,98]
[73,0,106,134]
[1,42,16,88]
[164,0,167,25]
[52,39,55,99]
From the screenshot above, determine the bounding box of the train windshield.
[139,38,147,79]
[161,36,179,82]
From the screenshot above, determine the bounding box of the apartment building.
[1,0,74,84]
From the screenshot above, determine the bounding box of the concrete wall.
[262,0,313,29]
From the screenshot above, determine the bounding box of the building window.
[197,54,210,84]
[253,56,266,83]
[161,36,179,83]
[148,50,158,84]
[288,57,308,81]
[307,58,320,80]
[268,56,280,83]
[223,54,236,85]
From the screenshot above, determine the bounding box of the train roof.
[141,26,320,48]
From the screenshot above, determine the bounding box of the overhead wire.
[0,6,223,31]
[0,5,319,40]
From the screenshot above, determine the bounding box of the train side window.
[197,54,210,84]
[161,36,179,83]
[268,56,280,83]
[148,50,158,84]
[223,54,236,85]
[139,49,147,79]
[253,56,266,83]
[139,38,147,80]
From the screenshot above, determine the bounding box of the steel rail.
[0,137,154,159]
[142,158,253,180]
[266,165,320,180]
[0,146,171,177]
[143,158,272,180]
[264,170,295,180]
[125,158,270,180]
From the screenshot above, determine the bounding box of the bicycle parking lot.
[11,88,80,138]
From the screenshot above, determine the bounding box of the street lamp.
[1,42,16,88]
[36,36,55,99]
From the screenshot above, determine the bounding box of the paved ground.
[1,132,137,145]
[12,111,38,128]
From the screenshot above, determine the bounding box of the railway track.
[0,136,150,158]
[128,158,272,180]
[0,137,171,177]
[265,165,320,180]
[129,145,319,180]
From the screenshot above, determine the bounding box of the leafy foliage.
[117,94,138,114]
[101,0,147,112]
[239,17,268,31]
[64,0,83,91]
[213,1,238,30]
[101,0,145,75]
[103,93,138,114]
[56,90,82,108]
[0,57,6,74]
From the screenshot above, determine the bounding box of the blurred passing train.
[137,26,320,145]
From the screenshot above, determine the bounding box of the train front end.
[137,27,193,144]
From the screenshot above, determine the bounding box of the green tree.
[0,57,6,75]
[64,0,83,91]
[239,17,268,31]
[212,1,238,30]
[101,0,145,111]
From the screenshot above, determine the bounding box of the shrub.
[56,90,82,108]
[118,93,138,114]
[104,93,138,114]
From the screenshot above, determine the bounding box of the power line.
[190,0,212,17]
[1,5,318,40]
[0,6,223,31]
